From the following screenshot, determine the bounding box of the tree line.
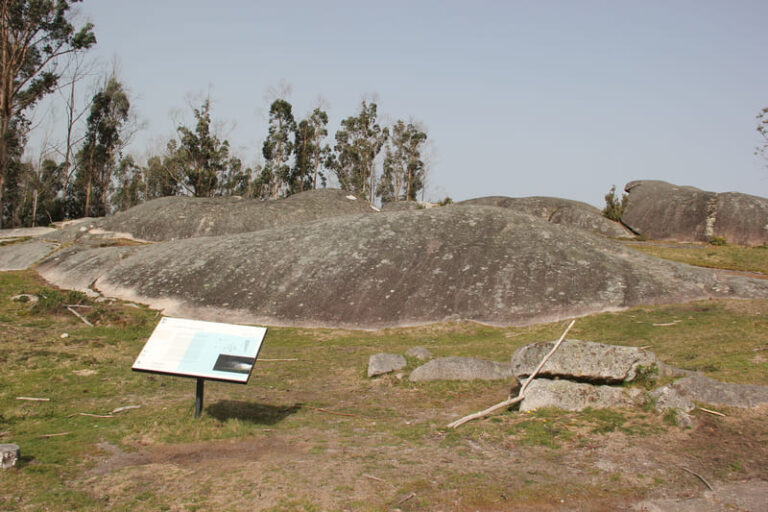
[0,1,429,229]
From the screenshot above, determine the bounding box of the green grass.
[627,242,768,274]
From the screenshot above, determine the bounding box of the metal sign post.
[195,378,205,419]
[133,317,268,419]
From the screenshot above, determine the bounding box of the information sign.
[133,317,267,384]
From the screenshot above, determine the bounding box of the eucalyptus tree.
[377,120,427,203]
[757,106,768,165]
[292,107,330,193]
[166,99,241,197]
[260,98,295,199]
[330,101,388,203]
[71,76,130,217]
[0,0,96,227]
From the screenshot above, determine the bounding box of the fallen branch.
[679,466,714,491]
[363,473,388,484]
[16,396,49,402]
[396,493,416,505]
[447,319,576,429]
[40,432,70,438]
[68,412,114,418]
[698,407,726,417]
[308,407,358,418]
[111,405,141,414]
[652,320,681,327]
[66,306,94,327]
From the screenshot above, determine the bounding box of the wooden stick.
[111,405,141,414]
[396,493,416,505]
[363,473,387,483]
[518,319,576,395]
[679,466,714,491]
[67,412,114,418]
[447,319,575,429]
[16,396,50,401]
[308,407,358,418]
[698,407,726,417]
[66,306,94,327]
[40,432,70,438]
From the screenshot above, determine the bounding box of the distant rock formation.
[458,196,631,238]
[45,188,378,243]
[621,180,768,245]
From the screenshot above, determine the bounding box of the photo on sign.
[213,354,255,375]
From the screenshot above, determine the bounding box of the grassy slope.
[626,242,768,275]
[1,259,768,510]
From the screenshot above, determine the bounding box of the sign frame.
[132,317,267,384]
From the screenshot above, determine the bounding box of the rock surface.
[44,188,378,243]
[0,240,59,271]
[367,353,407,378]
[0,226,56,240]
[405,346,432,361]
[510,340,658,383]
[519,378,643,412]
[409,357,513,381]
[0,444,20,469]
[622,180,768,245]
[35,205,768,328]
[458,196,632,238]
[659,375,768,409]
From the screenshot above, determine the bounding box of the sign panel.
[132,317,267,383]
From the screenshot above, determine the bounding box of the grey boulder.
[622,180,768,245]
[367,353,407,378]
[405,346,432,361]
[656,375,768,409]
[409,357,513,382]
[519,379,644,412]
[510,339,657,384]
[1,444,20,469]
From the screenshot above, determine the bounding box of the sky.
[35,0,768,207]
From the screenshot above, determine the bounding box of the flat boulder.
[519,378,643,412]
[622,180,768,245]
[0,240,59,271]
[409,357,513,381]
[368,353,407,378]
[458,196,632,238]
[510,340,658,384]
[658,375,768,409]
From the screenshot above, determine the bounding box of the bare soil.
[77,379,768,511]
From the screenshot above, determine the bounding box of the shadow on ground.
[206,400,302,424]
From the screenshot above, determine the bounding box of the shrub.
[709,236,727,246]
[602,185,628,221]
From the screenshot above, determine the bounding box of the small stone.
[405,346,432,361]
[409,357,512,382]
[60,333,69,339]
[1,444,20,469]
[368,353,407,378]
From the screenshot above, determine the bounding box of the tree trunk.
[31,189,38,227]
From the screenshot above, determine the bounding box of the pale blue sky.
[58,0,768,206]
